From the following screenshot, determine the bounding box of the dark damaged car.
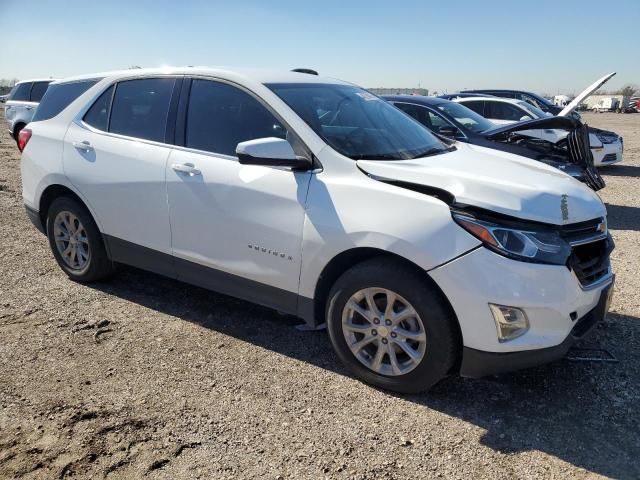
[383,95,605,191]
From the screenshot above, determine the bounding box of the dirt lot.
[0,112,639,479]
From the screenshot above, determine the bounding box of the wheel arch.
[13,121,26,138]
[309,247,462,365]
[38,184,105,240]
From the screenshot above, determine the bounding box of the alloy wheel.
[341,288,427,376]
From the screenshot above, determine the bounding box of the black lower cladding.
[103,235,313,322]
[25,205,45,234]
[460,281,613,378]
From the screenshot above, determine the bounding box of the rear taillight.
[18,128,32,152]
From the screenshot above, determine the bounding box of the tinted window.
[485,101,528,121]
[31,80,99,122]
[269,83,449,161]
[10,82,32,101]
[109,78,175,142]
[395,103,451,133]
[30,81,51,102]
[186,79,286,156]
[83,85,114,131]
[435,101,495,133]
[394,103,434,129]
[462,101,485,116]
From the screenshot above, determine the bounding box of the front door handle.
[25,106,33,110]
[72,140,94,152]
[172,162,201,176]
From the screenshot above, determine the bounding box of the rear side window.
[108,78,175,143]
[462,101,485,116]
[485,101,527,121]
[83,85,114,131]
[31,80,99,122]
[10,82,32,101]
[30,81,51,102]
[185,79,286,156]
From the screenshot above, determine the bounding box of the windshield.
[435,101,495,133]
[517,101,551,119]
[267,83,449,160]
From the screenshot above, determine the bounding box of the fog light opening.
[489,304,530,342]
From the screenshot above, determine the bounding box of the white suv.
[4,78,56,144]
[20,68,614,392]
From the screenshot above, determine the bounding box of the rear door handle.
[25,106,33,110]
[72,140,94,152]
[171,162,201,176]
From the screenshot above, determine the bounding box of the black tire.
[14,123,25,147]
[46,196,114,282]
[326,258,459,393]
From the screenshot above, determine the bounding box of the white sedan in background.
[455,73,623,167]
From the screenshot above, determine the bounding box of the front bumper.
[459,280,613,377]
[428,246,613,373]
[592,140,623,166]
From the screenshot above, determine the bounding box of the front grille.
[568,240,611,286]
[561,217,612,287]
[602,153,618,163]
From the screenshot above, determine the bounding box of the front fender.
[298,170,480,299]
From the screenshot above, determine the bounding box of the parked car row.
[16,67,616,393]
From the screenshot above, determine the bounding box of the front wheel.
[326,258,459,393]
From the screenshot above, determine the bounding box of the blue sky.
[0,0,638,95]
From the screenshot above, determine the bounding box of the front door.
[166,78,311,312]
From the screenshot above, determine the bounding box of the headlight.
[452,212,571,265]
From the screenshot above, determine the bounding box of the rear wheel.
[326,258,459,393]
[46,196,114,282]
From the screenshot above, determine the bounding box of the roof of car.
[455,96,524,105]
[51,67,349,86]
[14,78,57,84]
[381,94,447,106]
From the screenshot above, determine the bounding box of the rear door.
[63,77,180,275]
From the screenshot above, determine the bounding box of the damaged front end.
[484,117,605,191]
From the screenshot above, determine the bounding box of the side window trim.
[79,76,183,148]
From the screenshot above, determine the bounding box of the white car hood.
[559,72,616,117]
[357,143,606,225]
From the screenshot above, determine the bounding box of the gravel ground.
[0,112,638,479]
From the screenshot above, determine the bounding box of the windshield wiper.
[410,145,455,159]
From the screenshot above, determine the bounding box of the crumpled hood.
[357,142,606,225]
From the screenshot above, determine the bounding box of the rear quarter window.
[31,80,100,122]
[10,82,32,101]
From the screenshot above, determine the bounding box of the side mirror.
[236,137,312,169]
[520,115,532,121]
[438,125,459,137]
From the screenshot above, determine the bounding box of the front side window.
[516,101,549,118]
[31,80,99,122]
[268,83,448,160]
[10,82,32,101]
[435,101,495,133]
[30,81,51,102]
[109,78,175,143]
[185,79,286,156]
